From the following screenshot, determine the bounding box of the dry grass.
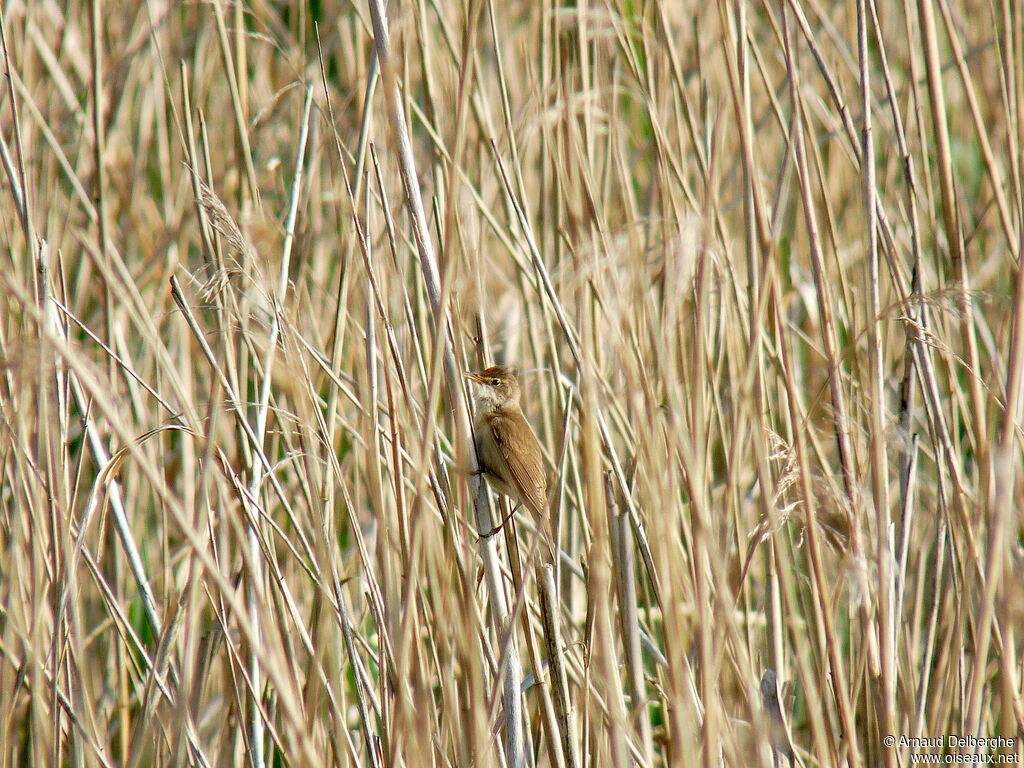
[1,0,1023,766]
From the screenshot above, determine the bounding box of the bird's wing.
[482,408,548,518]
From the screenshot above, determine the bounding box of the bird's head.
[464,365,521,410]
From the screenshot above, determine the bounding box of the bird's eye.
[491,379,501,386]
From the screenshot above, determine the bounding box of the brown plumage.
[464,366,548,523]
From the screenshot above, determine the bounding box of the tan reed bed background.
[1,0,1023,765]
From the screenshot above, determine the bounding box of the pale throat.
[473,387,503,413]
[472,386,517,414]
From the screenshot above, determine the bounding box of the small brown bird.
[464,366,548,534]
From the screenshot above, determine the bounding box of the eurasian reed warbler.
[464,366,549,545]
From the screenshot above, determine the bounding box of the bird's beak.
[464,372,484,384]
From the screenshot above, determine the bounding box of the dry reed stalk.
[1,1,1021,766]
